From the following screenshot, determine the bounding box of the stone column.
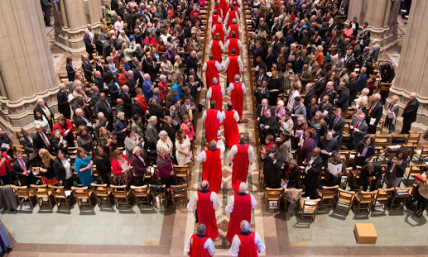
[389,0,428,131]
[348,0,399,51]
[53,0,103,55]
[0,0,58,131]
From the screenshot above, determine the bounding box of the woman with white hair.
[275,100,286,118]
[157,130,173,155]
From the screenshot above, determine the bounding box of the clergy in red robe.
[227,133,256,193]
[196,141,224,193]
[202,101,225,143]
[184,224,215,257]
[187,180,222,239]
[227,19,241,39]
[227,75,246,121]
[229,221,266,257]
[212,21,226,43]
[223,49,243,85]
[210,34,224,63]
[225,32,242,56]
[225,183,257,243]
[223,102,240,148]
[202,55,222,89]
[207,78,225,111]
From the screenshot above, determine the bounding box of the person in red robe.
[196,141,224,193]
[225,183,257,243]
[187,180,222,239]
[212,21,226,43]
[225,31,242,56]
[210,34,224,63]
[202,101,225,143]
[227,19,240,39]
[207,78,225,111]
[229,220,266,257]
[223,102,240,148]
[227,74,246,121]
[223,49,243,85]
[184,224,215,257]
[227,133,256,193]
[202,55,222,89]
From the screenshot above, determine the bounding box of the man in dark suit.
[34,125,51,151]
[357,162,382,191]
[262,143,283,188]
[81,54,94,82]
[57,84,71,119]
[95,93,113,123]
[13,151,37,187]
[121,85,133,119]
[303,148,323,199]
[401,92,419,134]
[33,98,54,131]
[319,95,333,123]
[336,82,350,112]
[256,99,275,120]
[351,112,368,148]
[329,109,345,140]
[83,30,94,60]
[366,93,383,134]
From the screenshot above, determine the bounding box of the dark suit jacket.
[402,99,419,123]
[328,115,345,139]
[366,101,383,127]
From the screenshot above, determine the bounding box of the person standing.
[187,181,222,240]
[226,183,257,243]
[197,141,224,193]
[229,220,266,257]
[184,224,215,257]
[401,92,419,134]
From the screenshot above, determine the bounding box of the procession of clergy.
[184,0,266,256]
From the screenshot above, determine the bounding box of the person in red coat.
[223,49,243,85]
[228,75,246,121]
[202,55,222,89]
[187,180,222,239]
[229,220,266,257]
[202,101,225,143]
[227,133,256,193]
[196,141,224,193]
[184,224,215,257]
[210,34,224,63]
[226,183,257,243]
[207,78,225,111]
[212,20,226,43]
[225,32,242,56]
[223,103,240,149]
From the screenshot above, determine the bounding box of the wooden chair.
[174,165,190,187]
[405,163,427,183]
[71,186,93,209]
[11,185,36,209]
[317,185,339,208]
[131,185,151,206]
[170,184,188,207]
[372,188,394,213]
[110,185,132,208]
[299,198,321,220]
[390,187,413,210]
[91,183,113,206]
[31,184,54,209]
[263,187,283,211]
[354,190,377,213]
[335,189,355,214]
[49,185,73,209]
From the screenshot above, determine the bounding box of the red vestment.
[212,14,220,25]
[211,40,222,63]
[205,109,220,144]
[210,85,223,111]
[197,191,219,239]
[228,38,240,56]
[229,24,240,39]
[237,232,258,257]
[226,194,252,243]
[227,10,237,28]
[230,82,244,120]
[205,60,219,89]
[202,149,222,193]
[219,0,229,19]
[227,55,240,85]
[232,144,250,193]
[212,24,225,43]
[188,234,210,257]
[224,110,239,148]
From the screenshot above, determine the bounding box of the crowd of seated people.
[249,0,423,201]
[0,0,209,192]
